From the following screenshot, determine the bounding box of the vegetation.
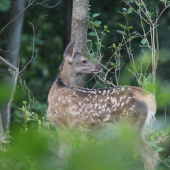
[0,0,170,169]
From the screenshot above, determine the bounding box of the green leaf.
[141,38,147,45]
[22,101,27,105]
[88,42,93,51]
[93,13,100,18]
[1,127,5,136]
[127,0,134,3]
[149,141,157,148]
[128,8,132,14]
[88,31,96,36]
[87,39,92,42]
[123,8,127,11]
[130,31,137,34]
[118,23,125,28]
[97,44,101,51]
[123,12,127,16]
[93,20,101,26]
[156,147,164,153]
[116,30,125,35]
[127,26,133,30]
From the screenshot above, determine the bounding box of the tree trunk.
[5,0,26,67]
[71,0,89,87]
[1,0,26,131]
[64,0,72,46]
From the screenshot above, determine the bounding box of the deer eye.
[82,60,87,64]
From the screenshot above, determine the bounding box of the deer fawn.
[47,41,159,170]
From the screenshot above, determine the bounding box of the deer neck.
[57,60,80,86]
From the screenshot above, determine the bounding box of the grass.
[0,109,170,170]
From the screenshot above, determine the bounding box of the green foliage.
[19,101,38,132]
[87,11,110,62]
[0,99,170,169]
[0,0,11,12]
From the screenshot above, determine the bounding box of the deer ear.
[63,40,75,64]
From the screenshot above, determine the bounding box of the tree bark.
[71,0,89,87]
[5,0,26,67]
[64,0,72,46]
[1,0,26,131]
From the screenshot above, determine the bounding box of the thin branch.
[0,0,35,34]
[146,146,170,168]
[0,112,3,139]
[155,4,170,24]
[136,0,152,23]
[19,23,36,74]
[0,56,17,71]
[95,74,116,87]
[33,0,61,8]
[123,0,150,25]
[6,68,19,132]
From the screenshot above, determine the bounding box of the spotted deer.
[47,41,159,170]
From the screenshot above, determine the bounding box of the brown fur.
[47,41,159,170]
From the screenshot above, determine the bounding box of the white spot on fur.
[102,90,106,95]
[113,108,117,111]
[103,114,111,121]
[112,98,117,107]
[107,108,111,113]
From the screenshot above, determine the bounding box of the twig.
[6,68,19,132]
[0,55,19,132]
[0,56,17,71]
[146,146,170,168]
[33,0,61,8]
[123,0,150,25]
[155,4,170,24]
[0,112,3,139]
[19,23,36,74]
[0,0,35,34]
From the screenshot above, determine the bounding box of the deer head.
[59,41,101,86]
